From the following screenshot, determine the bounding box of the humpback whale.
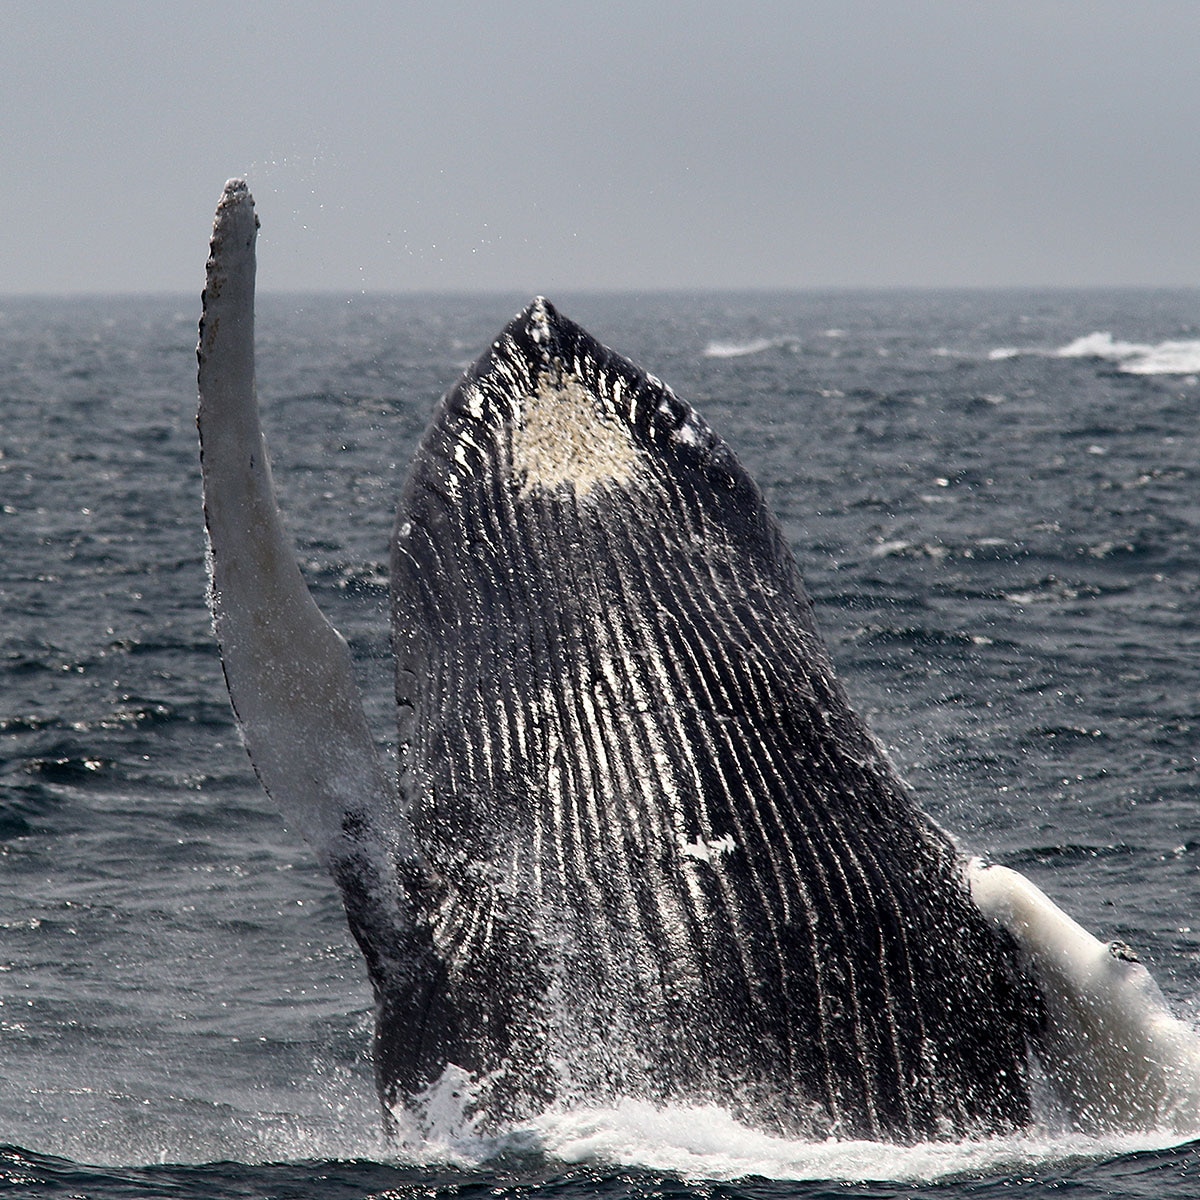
[198,181,1200,1143]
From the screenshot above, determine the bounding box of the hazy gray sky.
[4,1,1199,294]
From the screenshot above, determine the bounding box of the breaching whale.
[197,180,1200,1143]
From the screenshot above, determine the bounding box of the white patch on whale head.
[511,366,638,499]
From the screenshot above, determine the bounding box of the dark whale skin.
[367,298,1033,1142]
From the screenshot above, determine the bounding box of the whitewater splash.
[989,331,1200,376]
[388,954,1200,1182]
[375,1095,1200,1185]
[40,1080,1200,1184]
[529,1101,1199,1183]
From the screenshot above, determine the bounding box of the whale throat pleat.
[388,299,1032,1139]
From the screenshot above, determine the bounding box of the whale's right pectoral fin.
[197,179,410,899]
[969,860,1200,1134]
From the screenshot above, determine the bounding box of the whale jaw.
[382,298,1034,1140]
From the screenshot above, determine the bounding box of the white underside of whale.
[969,859,1200,1134]
[197,180,406,879]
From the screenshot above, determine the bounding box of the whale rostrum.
[198,180,1200,1143]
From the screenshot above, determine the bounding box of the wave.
[989,332,1200,376]
[527,1101,1199,1184]
[369,1059,1200,1184]
[30,1103,1189,1186]
[8,1048,1200,1186]
[702,337,795,359]
[1056,332,1200,375]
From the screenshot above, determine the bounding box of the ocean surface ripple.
[1,289,1198,1198]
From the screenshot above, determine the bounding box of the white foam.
[1058,331,1200,374]
[516,1100,1190,1183]
[703,337,776,359]
[988,331,1200,375]
[31,1085,1200,1180]
[1120,340,1200,376]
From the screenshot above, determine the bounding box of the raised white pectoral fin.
[969,859,1200,1134]
[197,180,403,871]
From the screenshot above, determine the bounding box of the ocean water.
[1,289,1199,1197]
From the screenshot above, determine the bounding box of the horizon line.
[2,281,1198,303]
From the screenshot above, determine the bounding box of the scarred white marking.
[512,367,638,498]
[679,833,737,863]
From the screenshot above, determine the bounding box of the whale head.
[385,298,1033,1139]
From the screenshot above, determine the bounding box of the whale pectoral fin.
[197,179,409,882]
[968,860,1200,1133]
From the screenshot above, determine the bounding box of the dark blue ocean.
[2,290,1199,1197]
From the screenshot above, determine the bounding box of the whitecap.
[1120,339,1200,375]
[1068,331,1200,375]
[702,337,777,359]
[871,540,913,558]
[990,332,1200,375]
[1055,331,1153,361]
